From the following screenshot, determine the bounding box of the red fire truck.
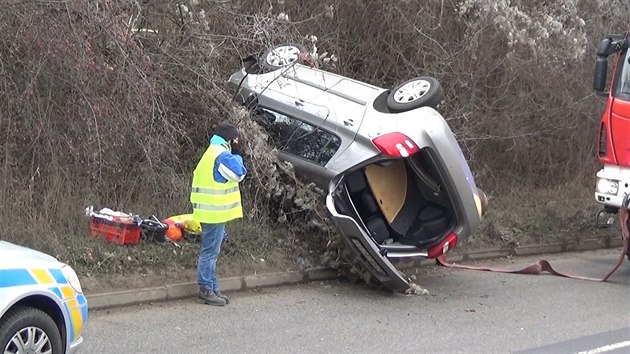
[593,33,630,259]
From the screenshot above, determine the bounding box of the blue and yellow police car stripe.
[0,269,38,287]
[0,268,87,343]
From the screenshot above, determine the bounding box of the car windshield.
[613,49,630,100]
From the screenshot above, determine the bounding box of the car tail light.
[598,122,607,158]
[427,232,458,258]
[372,132,420,158]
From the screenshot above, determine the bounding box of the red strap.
[436,195,629,282]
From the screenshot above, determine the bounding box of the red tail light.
[372,132,420,157]
[427,232,458,258]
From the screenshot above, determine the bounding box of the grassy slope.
[76,181,624,293]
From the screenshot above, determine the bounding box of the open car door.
[326,175,412,291]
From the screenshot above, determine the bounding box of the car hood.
[0,241,59,264]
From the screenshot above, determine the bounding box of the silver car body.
[229,56,484,290]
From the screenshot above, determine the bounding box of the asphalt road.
[82,249,630,354]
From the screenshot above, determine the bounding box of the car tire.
[386,76,443,112]
[260,43,307,72]
[0,306,63,354]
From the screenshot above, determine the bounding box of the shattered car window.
[253,107,341,165]
[253,108,296,148]
[286,122,341,165]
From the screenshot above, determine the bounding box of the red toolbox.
[89,217,141,245]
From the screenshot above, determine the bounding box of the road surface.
[82,249,630,353]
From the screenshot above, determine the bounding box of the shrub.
[0,0,625,277]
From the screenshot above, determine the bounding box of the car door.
[250,107,341,188]
[255,65,367,169]
[278,119,342,188]
[325,176,412,291]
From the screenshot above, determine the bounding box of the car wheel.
[260,43,306,71]
[0,306,63,354]
[386,76,443,112]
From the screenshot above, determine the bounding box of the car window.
[252,108,341,165]
[286,122,341,165]
[252,108,297,149]
[613,50,630,100]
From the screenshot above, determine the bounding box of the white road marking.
[575,340,630,354]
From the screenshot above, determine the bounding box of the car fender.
[0,286,66,319]
[0,271,88,350]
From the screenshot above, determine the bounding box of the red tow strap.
[436,195,629,282]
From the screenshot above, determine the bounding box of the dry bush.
[0,0,336,273]
[1,0,628,278]
[279,0,612,192]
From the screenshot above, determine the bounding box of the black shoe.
[197,288,226,306]
[215,290,230,304]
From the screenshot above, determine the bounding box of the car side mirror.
[242,55,257,71]
[596,38,612,57]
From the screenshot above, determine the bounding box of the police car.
[0,241,87,354]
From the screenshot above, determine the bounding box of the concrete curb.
[86,239,624,310]
[86,267,338,311]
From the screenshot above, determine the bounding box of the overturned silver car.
[228,43,488,291]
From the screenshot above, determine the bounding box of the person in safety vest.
[190,121,247,306]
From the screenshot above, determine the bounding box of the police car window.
[285,121,341,165]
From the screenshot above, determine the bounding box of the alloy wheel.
[265,45,302,67]
[4,327,52,354]
[392,79,432,103]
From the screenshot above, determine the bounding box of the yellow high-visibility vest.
[190,144,243,223]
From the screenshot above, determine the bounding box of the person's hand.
[230,140,244,157]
